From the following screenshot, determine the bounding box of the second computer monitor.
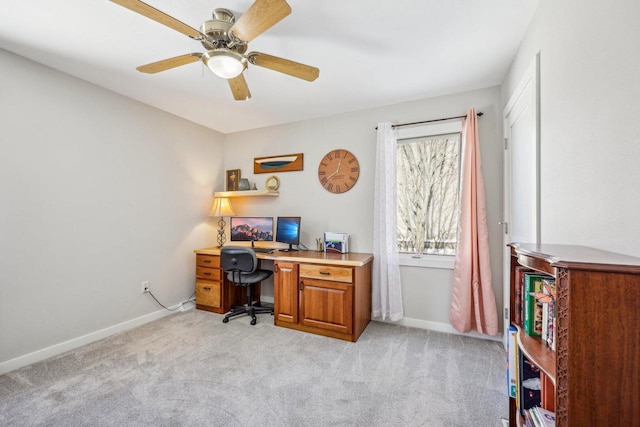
[276,216,301,251]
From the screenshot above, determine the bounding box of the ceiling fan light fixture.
[204,49,247,79]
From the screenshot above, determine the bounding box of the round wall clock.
[317,149,360,194]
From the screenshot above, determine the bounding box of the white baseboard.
[0,303,188,375]
[260,295,274,304]
[374,316,502,342]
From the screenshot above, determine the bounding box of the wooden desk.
[193,248,374,342]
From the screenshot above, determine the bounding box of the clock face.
[317,149,360,194]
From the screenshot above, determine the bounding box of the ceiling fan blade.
[249,52,319,82]
[136,53,203,74]
[110,0,205,40]
[230,0,291,43]
[228,74,252,101]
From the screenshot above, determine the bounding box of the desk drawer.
[196,254,220,268]
[196,267,220,281]
[300,264,353,284]
[196,280,221,309]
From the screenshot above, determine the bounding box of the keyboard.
[253,247,274,254]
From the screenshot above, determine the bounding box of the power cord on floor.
[147,291,195,312]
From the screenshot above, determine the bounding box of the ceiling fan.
[110,0,319,100]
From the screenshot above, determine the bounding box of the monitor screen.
[230,217,274,241]
[276,216,301,250]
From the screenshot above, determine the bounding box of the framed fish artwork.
[253,153,303,174]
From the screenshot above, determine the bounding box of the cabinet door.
[300,278,353,334]
[274,261,299,324]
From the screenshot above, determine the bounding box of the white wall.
[503,0,640,256]
[0,49,224,372]
[0,52,508,373]
[223,86,505,334]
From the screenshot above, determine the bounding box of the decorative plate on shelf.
[265,175,280,191]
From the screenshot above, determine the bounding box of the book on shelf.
[533,278,557,350]
[524,408,536,427]
[507,325,518,398]
[525,406,556,427]
[544,279,556,350]
[524,273,547,337]
[518,352,541,415]
[514,266,530,327]
[533,407,556,427]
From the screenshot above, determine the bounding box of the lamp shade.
[209,197,236,217]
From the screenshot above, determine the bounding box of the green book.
[523,273,546,337]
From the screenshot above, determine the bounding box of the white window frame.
[396,120,462,270]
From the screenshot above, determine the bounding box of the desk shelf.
[214,189,279,198]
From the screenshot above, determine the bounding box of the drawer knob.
[203,287,211,291]
[203,272,211,276]
[320,271,331,275]
[203,260,211,263]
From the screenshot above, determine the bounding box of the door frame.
[502,53,541,344]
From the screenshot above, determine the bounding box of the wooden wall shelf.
[214,190,279,198]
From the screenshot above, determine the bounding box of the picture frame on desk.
[324,232,349,254]
[226,169,240,191]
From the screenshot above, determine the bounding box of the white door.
[502,54,540,344]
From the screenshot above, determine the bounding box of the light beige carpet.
[0,310,507,426]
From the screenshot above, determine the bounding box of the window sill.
[398,253,455,269]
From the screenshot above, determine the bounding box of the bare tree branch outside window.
[396,133,461,255]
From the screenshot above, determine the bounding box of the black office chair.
[221,246,274,325]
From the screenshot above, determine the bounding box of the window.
[396,123,461,256]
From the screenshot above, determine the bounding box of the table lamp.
[209,197,236,247]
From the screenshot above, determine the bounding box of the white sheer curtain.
[372,122,403,321]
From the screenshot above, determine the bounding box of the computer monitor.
[276,216,301,251]
[230,217,274,242]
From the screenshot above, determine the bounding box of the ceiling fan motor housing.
[211,8,235,23]
[200,8,247,54]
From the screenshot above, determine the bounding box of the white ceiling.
[0,0,538,134]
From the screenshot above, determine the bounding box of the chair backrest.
[221,246,257,275]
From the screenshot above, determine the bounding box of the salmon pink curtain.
[449,109,498,335]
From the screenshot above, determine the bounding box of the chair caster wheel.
[250,318,257,325]
[222,317,229,323]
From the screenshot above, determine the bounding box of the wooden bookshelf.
[508,243,640,427]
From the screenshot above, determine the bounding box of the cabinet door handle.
[299,280,304,291]
[203,287,211,291]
